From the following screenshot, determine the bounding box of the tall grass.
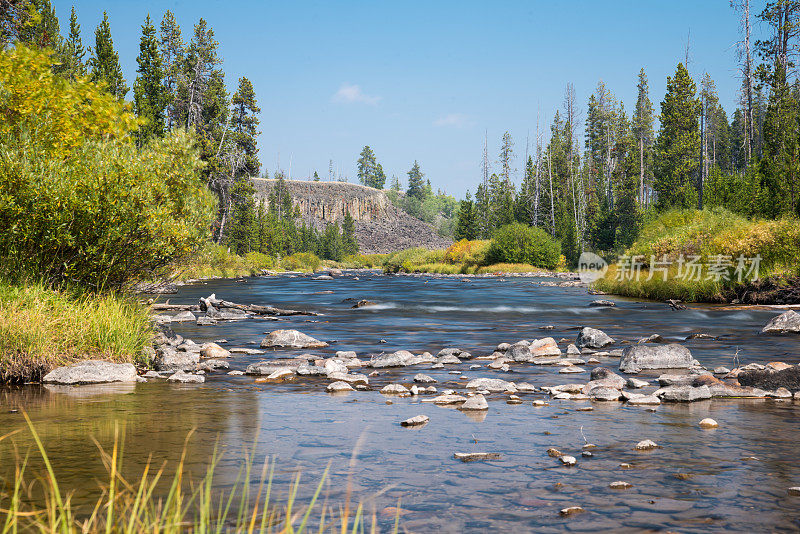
[0,281,152,383]
[0,416,400,533]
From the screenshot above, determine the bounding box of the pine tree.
[313,171,320,181]
[159,11,184,131]
[90,12,128,99]
[653,63,700,210]
[632,68,654,206]
[55,6,85,80]
[498,131,514,183]
[356,146,385,189]
[133,15,167,144]
[342,212,359,255]
[17,0,59,48]
[406,160,425,200]
[455,192,478,240]
[231,76,261,177]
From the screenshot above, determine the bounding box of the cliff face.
[251,179,452,253]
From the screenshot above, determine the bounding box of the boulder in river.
[590,299,616,307]
[465,377,517,393]
[459,394,489,411]
[380,383,409,395]
[454,452,501,462]
[414,373,437,383]
[326,381,354,392]
[400,415,429,427]
[200,342,231,359]
[261,329,328,349]
[618,344,698,374]
[171,311,196,322]
[738,366,800,391]
[588,386,622,401]
[655,385,711,402]
[155,346,200,372]
[42,360,138,385]
[370,350,432,368]
[575,327,614,349]
[760,310,800,334]
[529,337,561,357]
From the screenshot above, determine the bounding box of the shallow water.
[2,273,800,532]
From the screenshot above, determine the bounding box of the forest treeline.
[455,0,800,267]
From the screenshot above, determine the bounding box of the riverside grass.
[0,282,152,383]
[593,208,800,302]
[0,416,400,533]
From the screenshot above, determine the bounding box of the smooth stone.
[229,348,264,355]
[465,377,517,393]
[260,329,328,349]
[371,350,434,368]
[656,385,711,402]
[637,333,664,343]
[167,370,205,383]
[559,366,585,374]
[619,344,698,374]
[459,394,489,411]
[42,360,138,385]
[227,370,245,376]
[566,344,581,355]
[171,311,196,322]
[200,342,231,359]
[588,386,622,401]
[413,373,437,383]
[400,415,429,427]
[155,346,200,372]
[560,455,577,466]
[380,384,409,395]
[197,359,230,371]
[625,394,661,405]
[713,366,731,375]
[760,310,800,334]
[266,368,294,380]
[635,439,659,450]
[142,370,163,378]
[326,381,354,392]
[560,506,585,516]
[532,400,548,406]
[626,377,649,389]
[326,372,369,385]
[609,481,633,489]
[788,487,800,496]
[428,394,467,405]
[699,418,718,428]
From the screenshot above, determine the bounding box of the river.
[1,272,799,532]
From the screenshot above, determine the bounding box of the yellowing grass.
[0,282,152,383]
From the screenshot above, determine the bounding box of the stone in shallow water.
[400,415,429,427]
[588,386,622,401]
[788,487,800,496]
[609,481,632,489]
[560,455,577,466]
[559,366,584,374]
[713,366,730,375]
[635,439,659,450]
[326,381,354,392]
[560,506,585,516]
[465,377,516,392]
[155,347,200,372]
[43,360,138,385]
[427,394,467,405]
[760,310,800,334]
[227,370,244,376]
[260,329,327,349]
[167,370,205,383]
[454,452,501,462]
[380,384,408,395]
[699,418,718,428]
[619,344,698,374]
[575,327,614,349]
[459,394,488,411]
[200,342,231,359]
[626,377,649,389]
[171,311,196,322]
[656,385,711,402]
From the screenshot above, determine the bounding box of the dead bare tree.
[732,0,754,166]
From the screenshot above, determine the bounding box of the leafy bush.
[0,46,215,290]
[486,224,561,270]
[281,252,321,272]
[444,239,490,265]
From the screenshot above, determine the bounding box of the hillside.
[250,179,452,253]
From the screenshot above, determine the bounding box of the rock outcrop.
[251,179,452,253]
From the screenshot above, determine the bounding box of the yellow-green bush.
[444,239,490,265]
[486,223,561,270]
[0,45,215,290]
[281,252,321,272]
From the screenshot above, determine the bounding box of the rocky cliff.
[251,179,452,253]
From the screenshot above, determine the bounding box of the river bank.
[4,273,800,532]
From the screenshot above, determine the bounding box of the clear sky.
[59,1,755,196]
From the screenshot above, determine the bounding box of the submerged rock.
[699,418,718,428]
[167,370,205,383]
[575,327,614,349]
[171,311,196,322]
[618,344,698,374]
[380,383,409,395]
[656,385,711,402]
[326,381,354,392]
[43,360,138,385]
[260,329,328,349]
[760,310,800,334]
[454,452,501,462]
[635,439,659,450]
[400,415,429,427]
[590,299,616,307]
[371,350,433,368]
[560,506,585,516]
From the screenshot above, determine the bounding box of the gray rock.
[428,394,467,404]
[707,383,768,398]
[626,377,649,388]
[196,316,217,326]
[167,370,205,383]
[261,329,327,349]
[637,334,664,344]
[246,360,300,375]
[400,415,429,427]
[560,455,577,466]
[590,299,616,307]
[197,359,230,372]
[588,386,622,401]
[635,439,659,450]
[459,394,489,411]
[761,310,800,334]
[171,311,196,322]
[296,364,329,376]
[529,337,561,357]
[436,354,462,365]
[465,377,517,392]
[142,370,163,379]
[566,344,581,355]
[326,381,354,392]
[618,344,698,374]
[414,373,437,383]
[335,350,358,359]
[155,346,200,372]
[559,366,585,374]
[227,370,245,376]
[380,383,409,395]
[370,350,431,368]
[229,347,264,355]
[507,343,534,362]
[713,366,731,375]
[656,385,711,402]
[454,452,501,462]
[576,327,614,349]
[327,372,369,385]
[42,360,138,385]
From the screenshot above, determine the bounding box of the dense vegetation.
[594,208,800,301]
[454,1,800,270]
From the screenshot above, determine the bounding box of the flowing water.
[2,273,800,532]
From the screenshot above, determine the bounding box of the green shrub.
[486,223,561,270]
[281,252,321,272]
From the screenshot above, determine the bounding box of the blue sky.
[60,1,754,196]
